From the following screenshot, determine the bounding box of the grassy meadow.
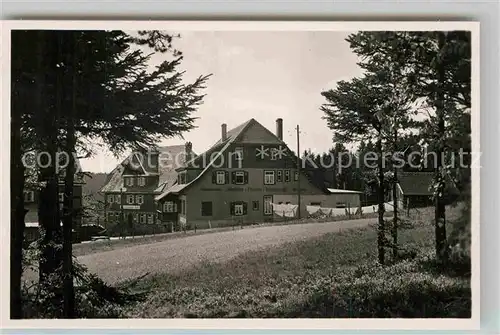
[123,205,471,318]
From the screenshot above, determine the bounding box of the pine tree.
[11,30,211,317]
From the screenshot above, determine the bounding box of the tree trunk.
[10,94,25,319]
[37,32,63,309]
[434,32,447,261]
[376,133,385,265]
[392,119,399,261]
[62,39,77,317]
[392,168,398,260]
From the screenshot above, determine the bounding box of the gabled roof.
[181,119,253,170]
[156,119,329,201]
[397,171,434,196]
[100,145,192,193]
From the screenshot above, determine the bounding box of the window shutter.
[225,171,229,184]
[231,171,236,184]
[212,171,216,184]
[230,202,235,215]
[244,171,249,184]
[243,202,248,215]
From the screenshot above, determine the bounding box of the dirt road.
[78,218,376,285]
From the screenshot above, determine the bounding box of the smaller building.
[393,171,459,209]
[394,171,434,209]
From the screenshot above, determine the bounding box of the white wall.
[273,193,361,215]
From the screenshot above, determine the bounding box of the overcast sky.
[80,31,364,173]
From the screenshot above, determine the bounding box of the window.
[234,171,245,185]
[216,171,225,185]
[264,171,275,185]
[230,202,247,216]
[24,191,35,203]
[107,212,114,221]
[277,170,283,182]
[234,203,244,216]
[284,170,291,182]
[294,171,299,181]
[164,201,175,212]
[138,177,146,186]
[139,214,146,224]
[136,195,144,205]
[127,195,134,204]
[201,201,213,216]
[59,192,65,203]
[125,177,134,186]
[147,214,154,224]
[263,195,273,215]
[115,194,121,204]
[234,147,243,161]
[108,194,115,204]
[252,201,259,211]
[270,148,278,160]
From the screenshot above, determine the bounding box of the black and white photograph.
[4,21,478,325]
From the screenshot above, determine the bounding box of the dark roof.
[157,145,193,190]
[156,119,330,201]
[100,145,192,193]
[398,171,434,196]
[181,119,253,170]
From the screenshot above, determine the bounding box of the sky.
[80,31,364,173]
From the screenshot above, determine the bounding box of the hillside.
[82,172,108,202]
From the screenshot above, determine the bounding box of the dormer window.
[234,147,243,161]
[138,177,146,186]
[178,172,187,185]
[125,177,134,187]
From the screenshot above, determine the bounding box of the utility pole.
[120,187,125,239]
[296,125,301,219]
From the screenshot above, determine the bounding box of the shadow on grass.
[282,283,471,318]
[417,257,471,279]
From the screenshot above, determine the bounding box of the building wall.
[179,166,326,229]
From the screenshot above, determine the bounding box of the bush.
[21,241,146,318]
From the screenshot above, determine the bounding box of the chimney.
[221,123,228,142]
[276,118,283,141]
[185,142,193,162]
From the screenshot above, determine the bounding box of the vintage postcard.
[1,20,479,330]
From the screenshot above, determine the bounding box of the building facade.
[156,118,353,229]
[100,145,191,231]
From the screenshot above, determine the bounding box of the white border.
[0,20,480,330]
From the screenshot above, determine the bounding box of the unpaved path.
[78,218,375,285]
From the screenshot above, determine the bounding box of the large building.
[100,145,192,229]
[155,118,361,229]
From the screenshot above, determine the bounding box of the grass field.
[124,205,470,318]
